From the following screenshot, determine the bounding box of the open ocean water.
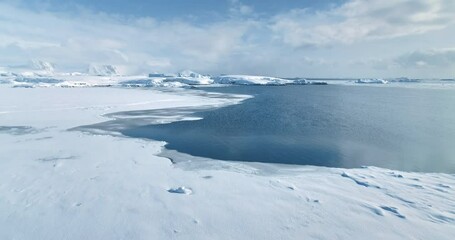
[122,85,455,173]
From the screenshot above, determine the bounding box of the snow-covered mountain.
[31,60,55,73]
[88,64,119,76]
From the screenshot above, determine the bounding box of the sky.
[1,0,455,78]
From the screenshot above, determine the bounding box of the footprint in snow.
[437,183,451,189]
[363,205,384,216]
[305,197,320,203]
[387,172,404,178]
[380,206,406,219]
[407,184,424,189]
[341,172,381,189]
[168,186,193,195]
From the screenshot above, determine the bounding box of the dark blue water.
[122,85,455,173]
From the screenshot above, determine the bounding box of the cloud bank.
[1,0,454,77]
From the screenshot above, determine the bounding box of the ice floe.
[213,75,293,85]
[355,78,389,84]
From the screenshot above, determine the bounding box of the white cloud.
[229,0,254,16]
[395,48,455,68]
[0,2,255,74]
[271,0,455,47]
[0,0,455,78]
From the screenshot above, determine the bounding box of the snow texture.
[0,86,454,240]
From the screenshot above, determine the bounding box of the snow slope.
[0,86,454,240]
[87,64,119,76]
[31,60,55,74]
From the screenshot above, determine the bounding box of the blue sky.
[19,0,344,20]
[1,0,455,78]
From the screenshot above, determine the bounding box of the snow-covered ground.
[1,85,455,240]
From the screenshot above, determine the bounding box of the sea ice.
[355,78,389,84]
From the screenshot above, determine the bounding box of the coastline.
[1,86,454,240]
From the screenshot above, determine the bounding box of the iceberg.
[164,70,214,85]
[355,79,388,84]
[290,78,308,85]
[213,75,293,85]
[177,70,205,79]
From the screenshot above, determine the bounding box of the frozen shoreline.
[1,86,454,240]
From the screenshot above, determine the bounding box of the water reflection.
[121,85,455,173]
